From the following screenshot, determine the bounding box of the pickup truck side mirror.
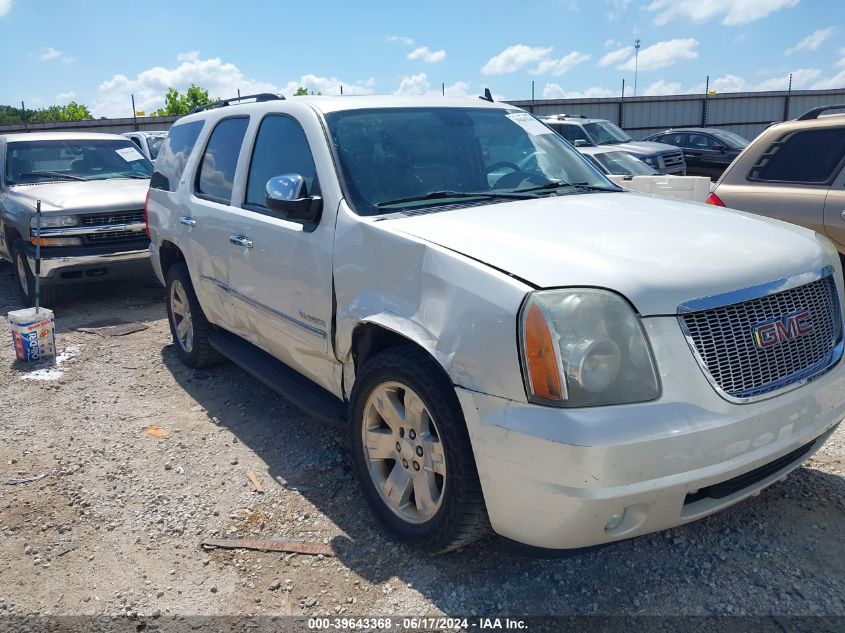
[573,139,589,147]
[265,174,323,223]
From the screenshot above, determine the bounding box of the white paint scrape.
[21,344,83,381]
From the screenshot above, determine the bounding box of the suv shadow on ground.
[160,344,845,615]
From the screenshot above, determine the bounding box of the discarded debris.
[201,538,335,557]
[4,474,46,485]
[76,319,148,337]
[56,542,79,557]
[247,471,265,493]
[145,425,170,438]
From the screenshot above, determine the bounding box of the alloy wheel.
[170,280,194,353]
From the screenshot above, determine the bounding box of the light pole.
[633,39,641,97]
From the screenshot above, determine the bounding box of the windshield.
[5,139,153,185]
[584,121,632,145]
[592,151,658,176]
[146,135,166,159]
[325,107,616,215]
[710,129,749,150]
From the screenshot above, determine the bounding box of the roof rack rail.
[190,93,285,114]
[796,104,845,121]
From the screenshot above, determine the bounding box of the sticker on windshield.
[506,112,553,136]
[116,147,145,162]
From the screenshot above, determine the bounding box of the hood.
[382,192,829,316]
[606,140,681,157]
[5,179,149,214]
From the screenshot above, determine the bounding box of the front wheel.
[349,346,489,552]
[11,241,56,308]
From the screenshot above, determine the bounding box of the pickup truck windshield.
[5,139,153,185]
[584,121,633,146]
[326,107,616,216]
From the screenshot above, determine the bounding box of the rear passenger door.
[225,113,336,390]
[823,162,845,249]
[187,116,251,329]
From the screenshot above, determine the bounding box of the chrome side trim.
[34,223,147,238]
[677,266,844,404]
[677,266,833,313]
[199,274,327,340]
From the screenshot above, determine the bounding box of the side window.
[245,115,318,208]
[552,124,586,144]
[752,128,845,184]
[196,117,249,205]
[688,133,716,150]
[150,121,204,191]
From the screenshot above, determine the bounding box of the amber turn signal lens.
[523,302,564,401]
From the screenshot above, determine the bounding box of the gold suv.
[708,104,845,254]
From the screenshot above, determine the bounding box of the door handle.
[179,216,196,227]
[229,235,253,249]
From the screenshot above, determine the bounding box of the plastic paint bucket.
[8,307,56,363]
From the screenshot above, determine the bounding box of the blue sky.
[1,0,843,117]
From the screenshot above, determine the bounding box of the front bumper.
[458,315,845,550]
[25,242,152,285]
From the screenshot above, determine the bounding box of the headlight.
[641,156,657,166]
[519,288,660,407]
[31,215,77,228]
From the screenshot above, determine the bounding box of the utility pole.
[442,82,445,96]
[21,101,28,132]
[131,94,138,131]
[531,80,535,113]
[633,39,641,97]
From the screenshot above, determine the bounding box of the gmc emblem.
[753,309,814,349]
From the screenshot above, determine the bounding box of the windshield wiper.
[17,171,87,182]
[512,181,620,194]
[377,189,536,208]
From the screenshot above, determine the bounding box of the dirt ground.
[1,261,844,620]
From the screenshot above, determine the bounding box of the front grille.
[660,151,685,168]
[80,211,144,226]
[681,275,842,400]
[86,229,147,244]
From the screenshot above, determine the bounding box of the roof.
[0,131,128,142]
[539,114,601,124]
[577,146,633,156]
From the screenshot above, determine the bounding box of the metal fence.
[509,87,845,141]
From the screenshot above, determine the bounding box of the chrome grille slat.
[681,275,841,400]
[80,211,145,226]
[86,229,146,243]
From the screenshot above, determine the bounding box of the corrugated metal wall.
[0,116,178,135]
[509,88,845,141]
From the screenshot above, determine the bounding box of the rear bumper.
[25,243,151,285]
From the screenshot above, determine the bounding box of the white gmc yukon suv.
[146,94,845,553]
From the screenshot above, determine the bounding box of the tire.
[11,241,57,308]
[165,261,221,368]
[349,345,490,553]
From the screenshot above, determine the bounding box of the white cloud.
[386,35,415,46]
[647,0,798,26]
[598,46,632,67]
[711,74,749,92]
[606,0,632,21]
[643,80,683,95]
[785,28,835,55]
[406,46,446,63]
[177,51,201,62]
[0,0,12,17]
[92,53,372,117]
[443,81,471,96]
[542,83,617,99]
[618,39,698,71]
[395,73,431,95]
[532,51,590,76]
[481,44,553,75]
[39,47,62,61]
[813,69,845,89]
[838,48,845,68]
[755,67,821,91]
[55,91,76,102]
[604,39,619,49]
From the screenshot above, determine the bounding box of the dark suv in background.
[646,128,749,179]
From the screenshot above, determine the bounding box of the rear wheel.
[349,345,490,552]
[165,262,221,368]
[11,241,56,308]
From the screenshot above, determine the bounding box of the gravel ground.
[0,260,844,620]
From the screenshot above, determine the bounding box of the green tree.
[31,102,92,122]
[293,86,321,96]
[154,84,215,116]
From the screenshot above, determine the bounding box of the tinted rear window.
[752,127,845,184]
[150,121,204,191]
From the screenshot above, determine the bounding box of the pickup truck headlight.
[641,156,658,166]
[31,215,77,228]
[519,289,660,407]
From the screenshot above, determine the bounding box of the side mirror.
[714,144,727,153]
[265,174,323,223]
[573,139,589,147]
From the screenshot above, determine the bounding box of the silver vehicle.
[148,95,844,553]
[0,132,153,306]
[122,131,167,161]
[540,114,687,175]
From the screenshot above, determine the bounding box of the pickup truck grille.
[680,275,842,400]
[86,228,147,244]
[660,151,685,169]
[80,211,145,226]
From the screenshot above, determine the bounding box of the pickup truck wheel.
[165,262,221,368]
[349,346,490,553]
[11,241,57,308]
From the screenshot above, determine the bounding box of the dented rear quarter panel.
[333,201,532,402]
